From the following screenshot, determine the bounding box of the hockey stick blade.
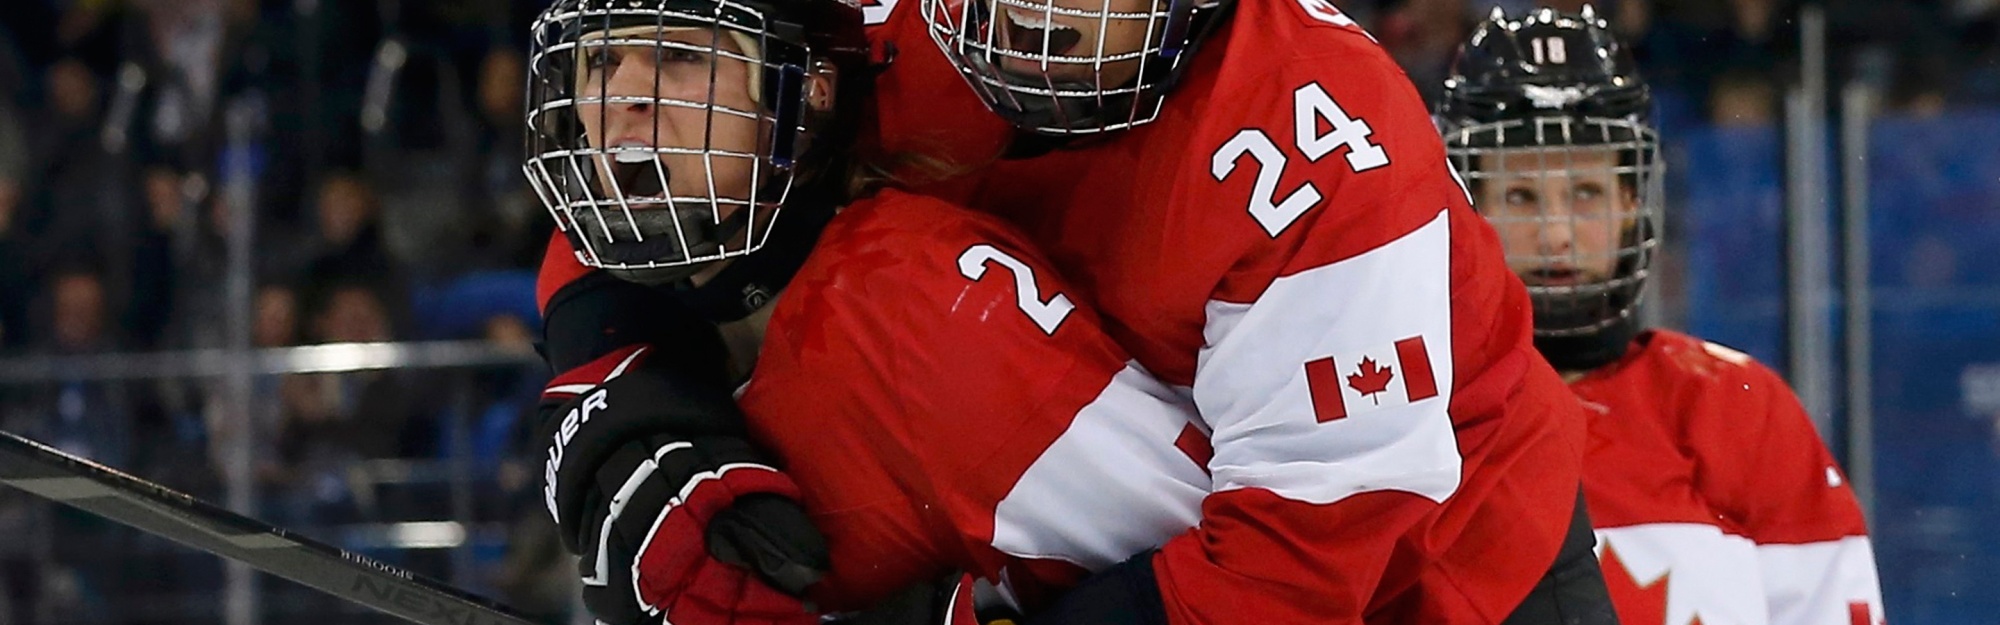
[0,429,540,625]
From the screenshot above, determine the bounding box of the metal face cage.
[919,0,1216,135]
[1445,115,1663,337]
[523,0,815,284]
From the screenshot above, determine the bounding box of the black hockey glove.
[1022,550,1167,625]
[831,552,1164,625]
[537,348,830,625]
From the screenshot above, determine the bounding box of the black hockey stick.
[0,429,541,625]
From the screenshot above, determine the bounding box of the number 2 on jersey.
[958,245,1075,335]
[1211,82,1388,237]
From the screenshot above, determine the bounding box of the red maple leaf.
[1601,544,1670,625]
[1346,356,1395,404]
[1174,423,1213,476]
[1849,602,1879,625]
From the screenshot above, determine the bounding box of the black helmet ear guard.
[1438,6,1662,344]
[522,0,866,286]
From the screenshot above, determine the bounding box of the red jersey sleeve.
[537,232,593,314]
[741,190,1209,612]
[1147,5,1577,624]
[1669,338,1885,625]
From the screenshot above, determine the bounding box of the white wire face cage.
[1445,116,1663,338]
[523,0,816,284]
[919,0,1216,135]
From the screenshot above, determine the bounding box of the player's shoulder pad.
[1640,329,1788,391]
[1222,0,1393,77]
[1182,2,1451,277]
[1198,0,1440,173]
[767,189,1093,374]
[817,188,1032,260]
[789,188,1063,323]
[1279,0,1382,41]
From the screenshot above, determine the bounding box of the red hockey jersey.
[926,2,1590,624]
[534,0,1011,310]
[1573,330,1885,625]
[734,188,1212,611]
[862,0,1015,195]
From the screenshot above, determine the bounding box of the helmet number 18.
[1531,36,1568,64]
[1210,82,1389,238]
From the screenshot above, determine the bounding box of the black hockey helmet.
[523,0,868,286]
[1438,6,1661,354]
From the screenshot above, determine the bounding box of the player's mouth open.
[610,144,669,201]
[1526,267,1585,286]
[1001,9,1082,57]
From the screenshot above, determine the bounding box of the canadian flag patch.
[1303,335,1439,423]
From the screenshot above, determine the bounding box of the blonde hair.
[844,149,985,201]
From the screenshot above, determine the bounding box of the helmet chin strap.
[1004,78,1134,133]
[666,181,836,323]
[1534,313,1641,373]
[594,210,738,286]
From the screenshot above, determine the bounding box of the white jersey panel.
[1194,210,1459,505]
[1596,523,1769,625]
[990,362,1208,571]
[1758,537,1884,625]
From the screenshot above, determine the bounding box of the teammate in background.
[520,1,1236,623]
[898,0,1620,622]
[1435,8,1886,625]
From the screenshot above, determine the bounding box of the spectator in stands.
[238,173,399,350]
[253,281,301,349]
[298,172,397,284]
[1635,0,1793,122]
[1708,64,1779,126]
[468,46,551,271]
[1373,0,1470,104]
[249,281,303,489]
[25,55,172,350]
[276,280,438,465]
[46,265,111,354]
[266,279,442,529]
[26,57,124,260]
[129,0,232,176]
[15,262,161,624]
[30,263,160,476]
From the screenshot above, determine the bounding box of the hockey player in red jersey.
[904,0,1618,623]
[519,2,1224,624]
[1436,8,1887,625]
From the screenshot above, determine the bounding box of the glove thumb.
[706,493,832,596]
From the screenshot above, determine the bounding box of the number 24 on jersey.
[1210,82,1388,238]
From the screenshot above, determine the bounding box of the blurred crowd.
[0,2,560,623]
[0,0,553,357]
[0,0,1994,623]
[1348,0,2000,124]
[4,0,1994,357]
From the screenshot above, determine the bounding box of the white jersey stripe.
[1195,210,1460,505]
[991,362,1208,571]
[1758,536,1884,625]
